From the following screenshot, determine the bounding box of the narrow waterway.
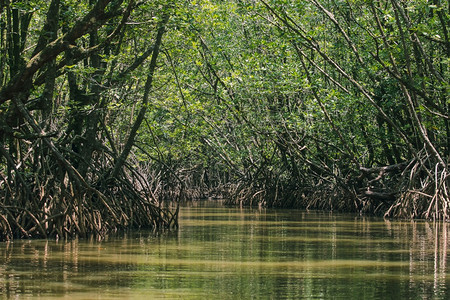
[0,201,449,299]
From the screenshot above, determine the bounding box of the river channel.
[0,200,449,299]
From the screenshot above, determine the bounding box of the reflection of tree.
[0,207,449,298]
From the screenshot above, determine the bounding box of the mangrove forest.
[0,0,448,240]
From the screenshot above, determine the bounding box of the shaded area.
[0,1,177,240]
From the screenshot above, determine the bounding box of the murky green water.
[1,201,449,299]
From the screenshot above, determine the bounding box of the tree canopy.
[0,0,448,239]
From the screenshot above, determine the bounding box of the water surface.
[0,201,449,299]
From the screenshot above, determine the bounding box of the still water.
[0,201,449,299]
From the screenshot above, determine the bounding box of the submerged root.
[0,181,177,241]
[221,148,449,220]
[385,158,449,220]
[0,154,178,241]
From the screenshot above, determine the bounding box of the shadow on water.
[0,200,449,299]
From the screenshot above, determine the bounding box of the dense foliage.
[0,0,448,239]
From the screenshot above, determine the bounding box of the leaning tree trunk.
[0,1,177,241]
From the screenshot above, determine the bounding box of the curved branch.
[0,0,114,104]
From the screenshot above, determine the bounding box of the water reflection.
[0,201,449,299]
